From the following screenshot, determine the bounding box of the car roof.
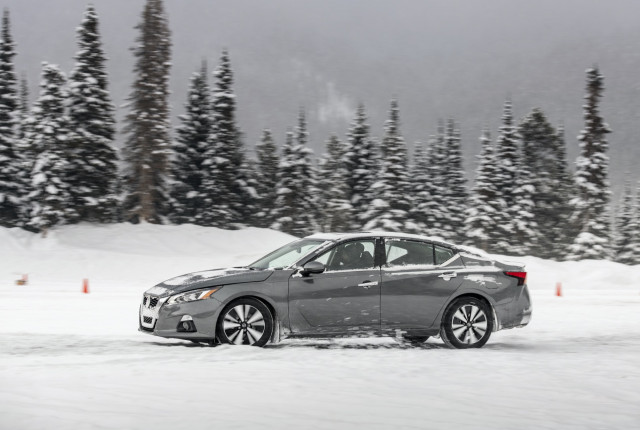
[306,231,460,250]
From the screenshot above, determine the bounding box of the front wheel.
[440,297,493,349]
[216,298,273,347]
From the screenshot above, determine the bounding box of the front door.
[288,239,381,335]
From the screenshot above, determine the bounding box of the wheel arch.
[215,293,279,342]
[439,291,499,331]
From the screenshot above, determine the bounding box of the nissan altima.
[139,232,532,349]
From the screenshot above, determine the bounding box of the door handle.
[358,281,379,288]
[438,272,457,281]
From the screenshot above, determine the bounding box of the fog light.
[177,316,197,332]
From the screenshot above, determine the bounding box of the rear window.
[385,240,435,267]
[434,245,455,265]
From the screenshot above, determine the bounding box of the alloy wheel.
[451,304,488,345]
[222,304,266,345]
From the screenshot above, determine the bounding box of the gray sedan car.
[139,232,531,348]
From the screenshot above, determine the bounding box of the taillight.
[505,271,527,286]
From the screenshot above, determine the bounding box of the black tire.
[440,296,493,349]
[401,334,430,345]
[216,298,273,347]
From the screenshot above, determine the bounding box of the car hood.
[145,268,274,297]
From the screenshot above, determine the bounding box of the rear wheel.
[216,298,273,347]
[440,297,493,349]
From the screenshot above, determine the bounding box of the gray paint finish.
[140,233,532,346]
[289,268,381,334]
[381,267,463,329]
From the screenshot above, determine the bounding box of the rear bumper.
[516,307,532,327]
[495,284,532,330]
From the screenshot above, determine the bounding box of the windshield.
[249,239,328,270]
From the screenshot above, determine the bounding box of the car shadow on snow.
[266,341,448,350]
[145,340,214,348]
[147,339,547,351]
[144,339,450,350]
[482,342,538,351]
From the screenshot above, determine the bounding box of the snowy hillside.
[1,224,639,429]
[0,223,295,290]
[1,223,637,293]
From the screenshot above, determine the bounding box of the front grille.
[139,294,167,330]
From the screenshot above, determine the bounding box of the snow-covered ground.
[1,224,639,429]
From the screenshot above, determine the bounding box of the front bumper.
[139,295,168,331]
[138,293,224,340]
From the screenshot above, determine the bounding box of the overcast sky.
[5,0,640,193]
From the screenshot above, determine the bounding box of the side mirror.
[301,261,325,276]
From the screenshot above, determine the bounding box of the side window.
[435,245,455,265]
[314,240,376,271]
[385,240,435,267]
[266,243,324,268]
[313,250,331,265]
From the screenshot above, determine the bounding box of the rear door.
[380,238,464,330]
[288,238,381,335]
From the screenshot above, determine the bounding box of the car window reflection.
[313,240,376,271]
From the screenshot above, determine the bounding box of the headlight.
[166,287,221,305]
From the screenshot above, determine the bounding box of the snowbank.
[497,254,640,292]
[0,223,295,290]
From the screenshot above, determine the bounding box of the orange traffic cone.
[82,278,89,294]
[555,282,562,297]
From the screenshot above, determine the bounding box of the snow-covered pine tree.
[272,111,318,237]
[17,73,28,140]
[0,9,21,227]
[463,128,500,251]
[567,67,613,260]
[271,129,296,233]
[15,74,33,225]
[201,50,254,227]
[235,156,259,226]
[254,128,279,227]
[68,4,118,223]
[552,124,577,257]
[168,62,212,224]
[344,103,378,230]
[441,118,467,241]
[507,146,538,256]
[614,179,640,265]
[408,141,430,234]
[418,123,448,237]
[292,110,318,234]
[25,64,77,235]
[122,0,172,224]
[492,99,520,252]
[318,135,352,232]
[363,99,412,232]
[518,109,573,258]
